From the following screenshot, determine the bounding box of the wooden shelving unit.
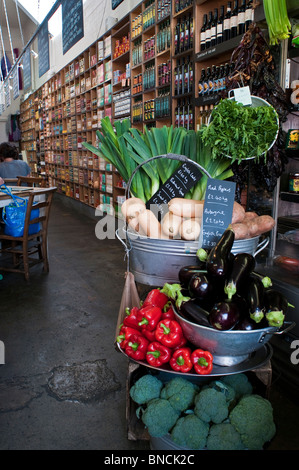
[20,0,252,213]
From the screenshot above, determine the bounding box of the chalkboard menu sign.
[38,22,50,78]
[23,48,31,91]
[146,160,205,219]
[62,0,84,55]
[12,66,19,100]
[112,0,124,9]
[200,178,236,249]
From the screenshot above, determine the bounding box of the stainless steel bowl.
[173,306,295,366]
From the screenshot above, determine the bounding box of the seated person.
[0,143,31,185]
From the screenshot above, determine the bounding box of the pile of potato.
[121,197,275,241]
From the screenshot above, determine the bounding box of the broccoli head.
[204,380,236,405]
[221,373,253,400]
[170,414,209,450]
[229,394,276,449]
[141,398,180,437]
[160,377,199,412]
[194,387,229,424]
[206,423,246,450]
[130,374,163,405]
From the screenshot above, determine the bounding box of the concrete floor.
[0,195,298,450]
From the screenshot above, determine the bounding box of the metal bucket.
[121,228,269,286]
[172,305,295,366]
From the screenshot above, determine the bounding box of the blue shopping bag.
[1,185,40,237]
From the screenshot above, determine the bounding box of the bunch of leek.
[186,128,234,200]
[264,0,291,45]
[82,116,233,203]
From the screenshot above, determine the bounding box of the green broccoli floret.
[130,374,163,405]
[170,414,209,450]
[204,380,236,405]
[206,423,246,450]
[229,394,276,450]
[160,377,199,412]
[141,398,180,437]
[221,373,253,400]
[194,387,229,424]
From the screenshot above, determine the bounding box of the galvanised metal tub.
[121,228,269,286]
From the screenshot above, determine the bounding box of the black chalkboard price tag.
[146,160,204,219]
[200,178,236,249]
[38,22,50,78]
[23,48,31,91]
[62,0,84,55]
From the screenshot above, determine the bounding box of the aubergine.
[224,253,256,300]
[246,276,265,324]
[206,226,235,279]
[178,265,206,288]
[209,299,240,330]
[236,316,258,331]
[189,273,213,301]
[179,299,211,328]
[263,289,292,328]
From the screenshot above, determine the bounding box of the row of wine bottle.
[198,63,234,98]
[200,0,253,51]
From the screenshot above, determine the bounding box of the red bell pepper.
[169,347,193,373]
[191,349,213,375]
[142,328,156,342]
[123,306,141,330]
[162,302,176,321]
[146,341,172,368]
[116,325,141,349]
[137,305,162,331]
[124,333,149,361]
[142,288,169,309]
[155,319,184,348]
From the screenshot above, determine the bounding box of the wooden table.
[0,187,49,208]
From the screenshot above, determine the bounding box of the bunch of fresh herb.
[201,99,279,164]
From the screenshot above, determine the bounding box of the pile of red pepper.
[117,288,213,375]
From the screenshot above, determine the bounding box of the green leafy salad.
[202,99,279,163]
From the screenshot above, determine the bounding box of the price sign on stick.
[200,178,236,249]
[146,161,204,219]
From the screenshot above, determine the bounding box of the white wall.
[0,0,140,139]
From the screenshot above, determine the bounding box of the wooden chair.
[17,176,47,187]
[0,187,57,281]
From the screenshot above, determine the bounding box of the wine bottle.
[175,100,180,127]
[180,17,185,53]
[196,106,203,130]
[198,68,205,96]
[174,60,179,95]
[245,0,253,31]
[223,2,232,41]
[175,20,180,54]
[184,56,190,93]
[205,11,213,49]
[230,0,238,38]
[238,0,246,35]
[189,14,194,49]
[211,8,218,47]
[208,66,216,95]
[205,67,211,95]
[188,58,193,93]
[179,59,183,95]
[217,5,225,44]
[184,14,190,51]
[200,14,207,51]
